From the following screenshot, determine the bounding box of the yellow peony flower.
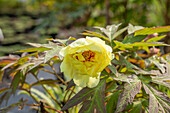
[60,37,112,88]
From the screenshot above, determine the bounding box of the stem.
[66,86,75,102]
[63,89,70,103]
[20,88,39,104]
[25,104,63,113]
[40,68,55,75]
[45,106,63,113]
[50,64,68,86]
[32,73,62,108]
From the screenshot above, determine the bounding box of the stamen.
[82,50,95,61]
[75,56,79,60]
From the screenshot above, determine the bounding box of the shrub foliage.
[0,24,170,113]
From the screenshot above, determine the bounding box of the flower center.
[82,50,95,61]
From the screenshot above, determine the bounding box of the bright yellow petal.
[87,75,100,88]
[59,38,91,56]
[60,55,73,78]
[86,37,105,45]
[73,73,100,88]
[73,74,89,87]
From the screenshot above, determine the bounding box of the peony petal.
[60,38,91,56]
[87,75,100,88]
[69,38,89,47]
[73,74,89,87]
[105,45,112,53]
[60,55,73,78]
[86,37,105,45]
[86,37,109,52]
[86,43,104,52]
[73,73,100,88]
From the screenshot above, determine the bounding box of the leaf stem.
[25,104,63,113]
[63,89,70,103]
[66,86,75,102]
[32,73,62,108]
[40,68,55,75]
[50,64,68,86]
[19,88,39,104]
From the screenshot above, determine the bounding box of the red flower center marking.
[82,50,95,61]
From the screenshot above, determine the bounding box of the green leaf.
[31,88,55,107]
[94,27,110,38]
[44,45,63,62]
[113,41,133,50]
[1,62,17,71]
[17,90,31,97]
[0,99,26,113]
[106,91,121,113]
[141,99,149,113]
[129,101,142,113]
[108,65,117,76]
[151,76,170,86]
[111,55,136,69]
[68,36,77,41]
[81,30,110,42]
[17,52,38,63]
[135,68,163,76]
[51,86,64,102]
[128,24,144,34]
[107,24,122,34]
[0,88,12,105]
[134,26,170,36]
[114,41,168,51]
[0,70,4,81]
[79,78,106,113]
[10,71,22,95]
[16,47,51,53]
[139,76,170,89]
[17,63,34,71]
[120,55,136,69]
[128,42,168,47]
[116,80,141,113]
[105,82,118,93]
[111,26,128,40]
[27,42,43,47]
[161,57,170,76]
[146,35,166,42]
[0,91,12,105]
[66,79,75,90]
[95,24,121,40]
[61,87,94,111]
[0,88,10,94]
[122,34,146,44]
[111,74,131,83]
[52,39,68,46]
[149,56,166,73]
[28,60,44,72]
[30,79,59,88]
[78,100,94,113]
[143,82,170,113]
[92,79,106,113]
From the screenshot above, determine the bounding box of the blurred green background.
[0,0,169,56]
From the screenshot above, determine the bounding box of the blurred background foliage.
[0,0,169,56]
